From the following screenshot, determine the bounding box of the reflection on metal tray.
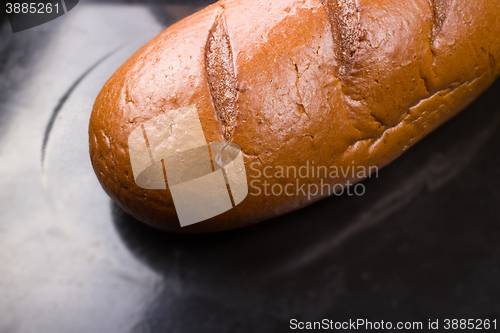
[1,3,500,333]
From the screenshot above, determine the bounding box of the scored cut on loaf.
[89,0,500,233]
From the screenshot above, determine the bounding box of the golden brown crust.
[89,0,500,233]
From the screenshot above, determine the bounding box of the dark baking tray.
[1,1,500,332]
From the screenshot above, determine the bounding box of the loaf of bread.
[89,0,500,233]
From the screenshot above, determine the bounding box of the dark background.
[0,1,499,332]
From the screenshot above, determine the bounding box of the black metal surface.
[1,2,500,332]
